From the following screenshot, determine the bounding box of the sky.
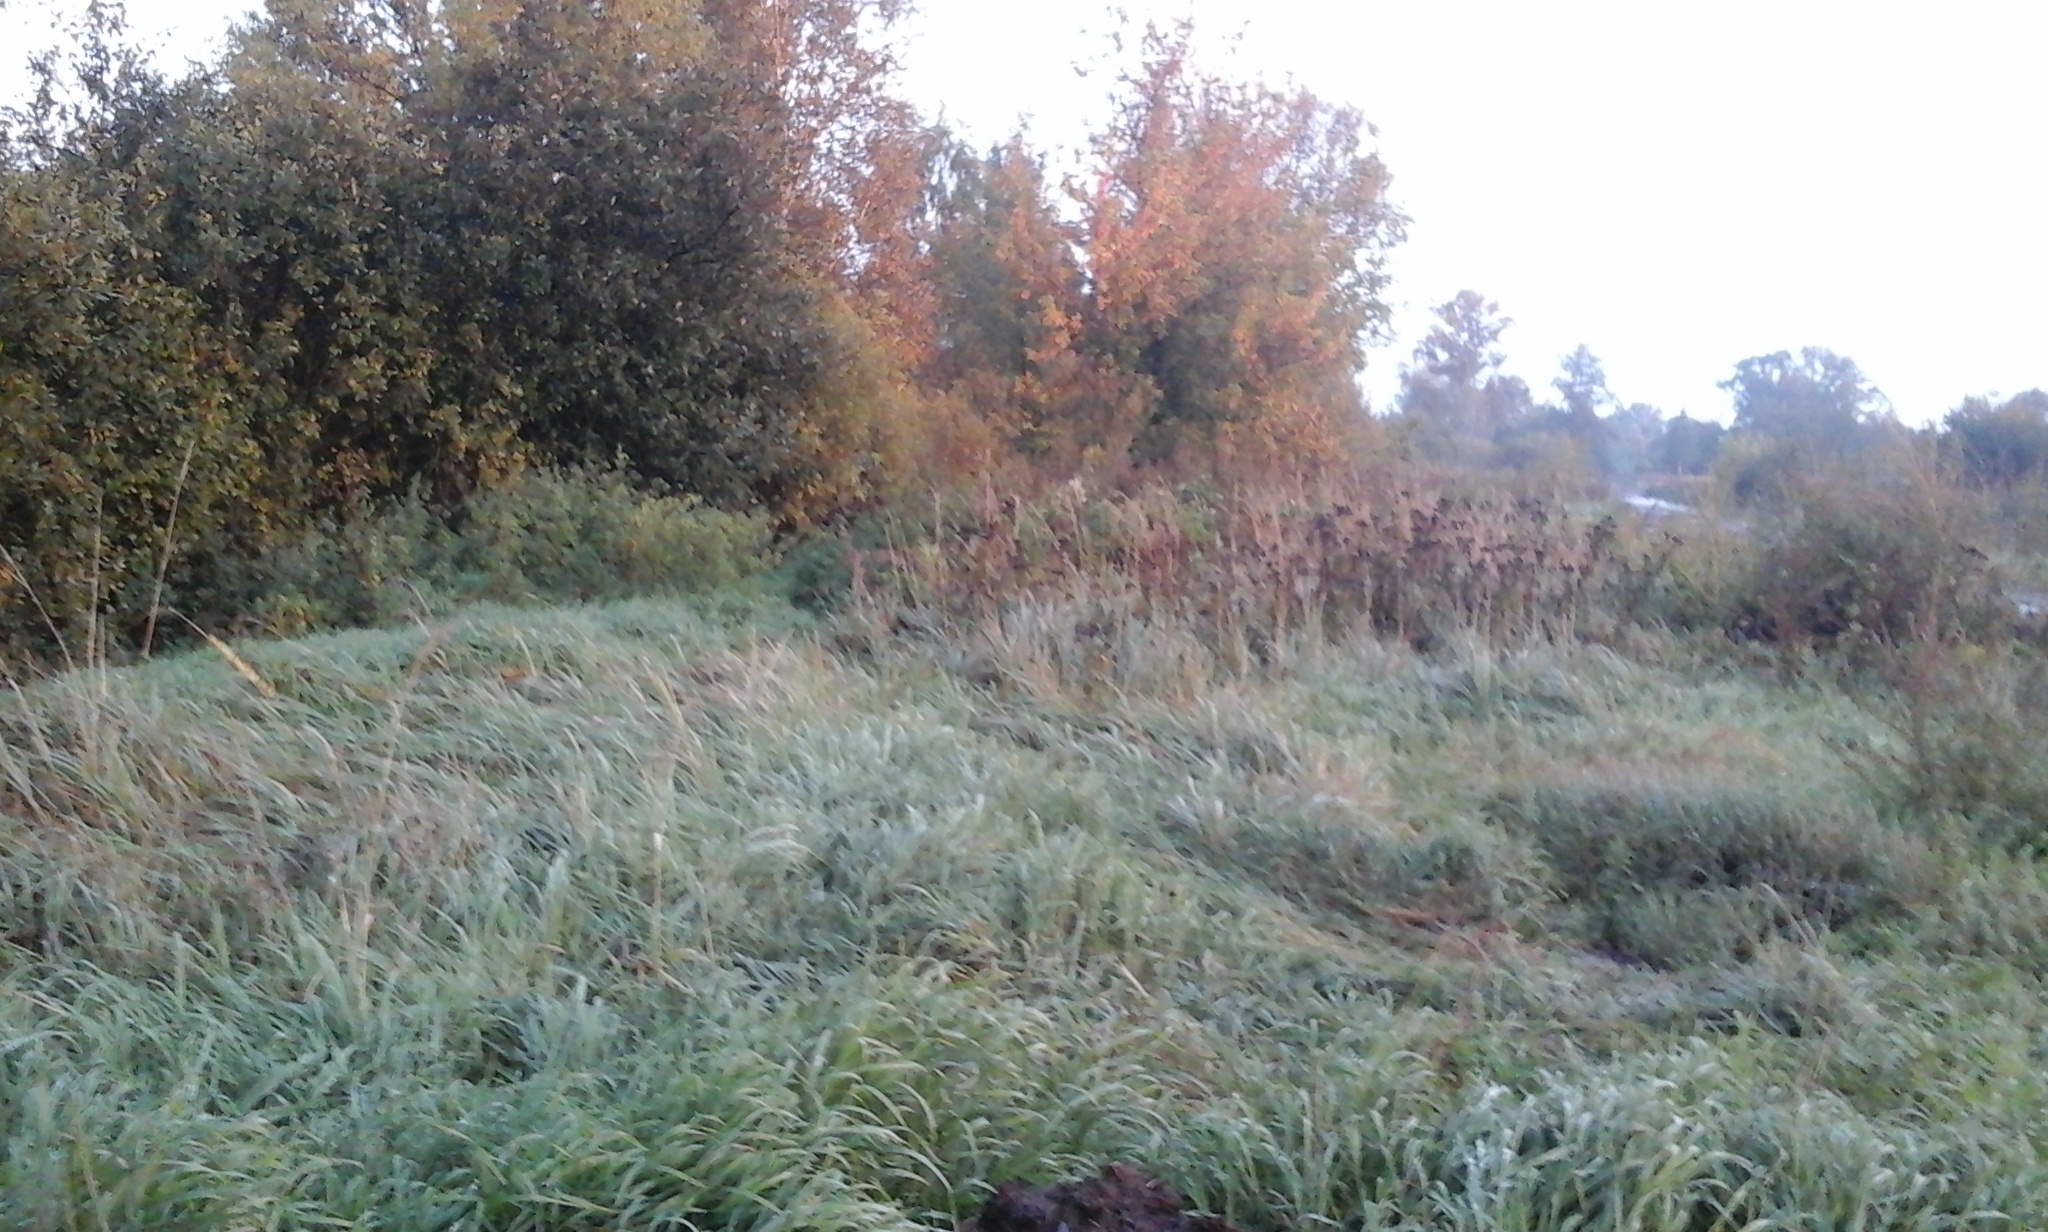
[4,0,2044,424]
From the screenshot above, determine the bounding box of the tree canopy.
[1396,290,1536,460]
[0,5,1413,647]
[1721,347,1888,451]
[1945,390,2048,484]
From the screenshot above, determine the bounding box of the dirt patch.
[962,1164,1240,1232]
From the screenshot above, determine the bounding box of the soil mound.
[963,1164,1241,1232]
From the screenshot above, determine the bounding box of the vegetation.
[6,577,2048,1230]
[6,0,2048,1227]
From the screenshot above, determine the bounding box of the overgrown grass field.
[5,572,2047,1230]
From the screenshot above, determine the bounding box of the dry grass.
[853,479,1675,671]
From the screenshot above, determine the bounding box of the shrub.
[1492,777,1934,968]
[1642,517,1760,635]
[1709,433,1809,510]
[0,177,262,656]
[1853,641,2048,849]
[1732,459,2004,649]
[240,469,778,633]
[449,470,779,601]
[858,477,1672,667]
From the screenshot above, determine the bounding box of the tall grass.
[848,479,1676,663]
[2,587,2045,1228]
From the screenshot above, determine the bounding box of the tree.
[697,0,919,282]
[1552,345,1614,428]
[908,25,1403,483]
[1597,401,1666,484]
[1944,390,2048,484]
[1497,343,1609,459]
[919,137,1111,470]
[1650,413,1726,476]
[1396,290,1536,458]
[1073,23,1403,475]
[1406,290,1508,393]
[417,0,874,512]
[0,176,257,648]
[1721,347,1888,451]
[36,0,921,520]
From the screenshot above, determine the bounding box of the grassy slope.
[2,593,2045,1230]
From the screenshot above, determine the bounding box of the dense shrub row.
[0,3,1411,657]
[0,0,899,651]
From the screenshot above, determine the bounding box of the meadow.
[4,494,2047,1230]
[6,2,2046,1226]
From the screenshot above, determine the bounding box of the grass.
[2,589,2046,1229]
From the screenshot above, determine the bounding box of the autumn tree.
[697,0,920,282]
[918,138,1110,471]
[1073,26,1402,476]
[905,27,1401,485]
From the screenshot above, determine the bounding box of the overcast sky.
[6,0,2044,423]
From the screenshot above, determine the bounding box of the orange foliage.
[906,25,1402,491]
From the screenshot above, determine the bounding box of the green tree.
[1397,290,1536,459]
[1650,413,1725,476]
[41,0,917,520]
[1721,347,1888,451]
[1552,344,1614,428]
[417,0,868,510]
[0,176,256,649]
[0,0,933,651]
[1597,401,1666,484]
[1943,390,2048,485]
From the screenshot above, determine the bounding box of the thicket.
[0,1,860,645]
[8,0,2041,682]
[237,468,780,634]
[0,2,1407,657]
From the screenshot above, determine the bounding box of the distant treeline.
[1390,292,2048,506]
[1,0,2044,653]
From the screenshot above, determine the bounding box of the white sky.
[6,0,2045,423]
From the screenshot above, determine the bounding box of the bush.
[1709,433,1809,510]
[1492,777,1934,968]
[240,469,779,633]
[1732,461,2004,649]
[1642,517,1760,635]
[0,177,262,656]
[451,471,780,601]
[1853,641,2048,849]
[859,478,1672,662]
